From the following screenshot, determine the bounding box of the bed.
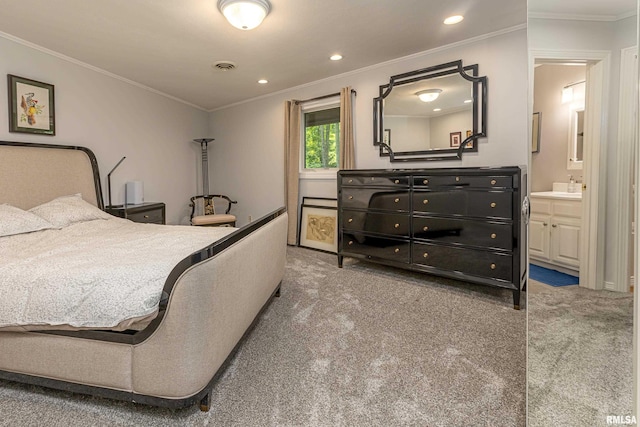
[0,140,288,411]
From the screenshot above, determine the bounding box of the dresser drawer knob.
[394,198,400,203]
[491,179,497,185]
[423,252,429,258]
[423,226,429,232]
[423,179,429,185]
[348,195,353,200]
[394,248,400,253]
[490,202,496,208]
[455,176,460,182]
[348,240,354,245]
[423,199,429,204]
[348,218,353,223]
[491,233,497,239]
[394,223,400,229]
[371,177,375,181]
[394,179,400,184]
[490,263,496,270]
[348,179,353,184]
[144,215,150,218]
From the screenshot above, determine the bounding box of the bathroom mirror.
[567,106,584,170]
[373,60,487,162]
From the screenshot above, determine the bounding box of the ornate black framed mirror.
[373,60,487,162]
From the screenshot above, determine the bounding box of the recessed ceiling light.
[330,54,343,61]
[444,15,464,25]
[433,108,442,112]
[464,99,472,103]
[258,79,268,84]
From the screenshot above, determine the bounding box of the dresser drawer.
[412,216,512,250]
[413,190,512,219]
[412,242,512,282]
[414,175,513,189]
[342,232,410,263]
[341,188,410,211]
[342,210,410,237]
[127,209,164,224]
[340,175,410,187]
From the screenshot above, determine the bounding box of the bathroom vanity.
[529,189,582,274]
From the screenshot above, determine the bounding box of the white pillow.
[0,204,57,237]
[29,194,111,228]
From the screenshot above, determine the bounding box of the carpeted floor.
[0,247,526,426]
[527,280,634,427]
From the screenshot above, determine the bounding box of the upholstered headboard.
[0,141,103,210]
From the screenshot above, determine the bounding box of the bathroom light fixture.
[444,15,464,25]
[416,89,442,102]
[330,54,343,61]
[561,80,585,104]
[218,0,271,30]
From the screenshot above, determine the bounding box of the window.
[303,105,340,170]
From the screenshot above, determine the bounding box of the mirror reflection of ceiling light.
[444,15,464,25]
[433,108,442,112]
[416,89,442,102]
[258,79,268,84]
[218,0,271,30]
[330,54,343,61]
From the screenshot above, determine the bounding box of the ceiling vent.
[212,61,237,71]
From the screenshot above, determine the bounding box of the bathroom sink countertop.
[530,191,582,200]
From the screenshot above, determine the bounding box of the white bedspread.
[0,218,235,330]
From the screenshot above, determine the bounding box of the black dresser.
[337,167,526,309]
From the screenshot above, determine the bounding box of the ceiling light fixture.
[433,108,442,112]
[258,79,268,84]
[416,89,442,103]
[330,54,343,61]
[218,0,271,30]
[444,15,464,25]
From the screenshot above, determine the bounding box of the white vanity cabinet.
[529,193,581,272]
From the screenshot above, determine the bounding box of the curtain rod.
[294,89,357,104]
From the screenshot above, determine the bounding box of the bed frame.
[0,141,288,411]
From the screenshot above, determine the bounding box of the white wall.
[430,110,473,149]
[529,16,637,286]
[384,116,430,152]
[0,35,209,224]
[209,28,528,227]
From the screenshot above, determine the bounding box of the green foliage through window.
[304,107,340,169]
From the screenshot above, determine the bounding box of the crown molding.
[529,10,637,22]
[209,23,527,112]
[0,30,208,112]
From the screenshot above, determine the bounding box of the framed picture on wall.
[532,112,541,153]
[7,74,55,135]
[298,204,338,254]
[449,131,462,147]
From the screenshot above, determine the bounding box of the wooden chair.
[190,194,237,227]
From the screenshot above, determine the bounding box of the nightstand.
[106,202,166,224]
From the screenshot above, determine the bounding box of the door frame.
[529,49,610,291]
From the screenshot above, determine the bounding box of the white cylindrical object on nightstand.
[125,181,144,205]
